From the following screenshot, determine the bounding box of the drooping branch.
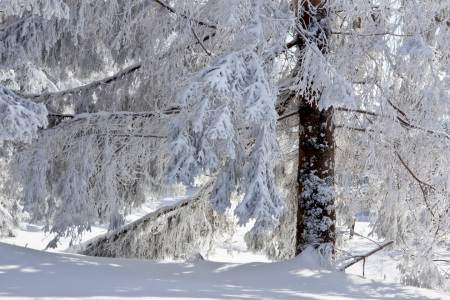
[396,152,436,219]
[395,152,435,190]
[81,181,231,259]
[81,190,203,257]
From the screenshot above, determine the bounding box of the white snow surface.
[1,196,449,300]
[2,242,449,300]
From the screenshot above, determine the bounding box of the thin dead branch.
[340,241,394,271]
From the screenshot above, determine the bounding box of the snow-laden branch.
[80,181,234,259]
[0,84,47,143]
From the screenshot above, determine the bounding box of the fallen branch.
[340,241,394,271]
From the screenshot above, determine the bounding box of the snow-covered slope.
[1,242,448,300]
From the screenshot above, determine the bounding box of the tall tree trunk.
[295,0,335,255]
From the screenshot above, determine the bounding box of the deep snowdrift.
[0,242,447,300]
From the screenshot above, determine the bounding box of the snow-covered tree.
[0,0,449,290]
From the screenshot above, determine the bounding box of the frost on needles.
[164,49,286,233]
[0,85,47,143]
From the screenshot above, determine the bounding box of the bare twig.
[153,0,217,29]
[277,110,297,121]
[335,107,378,116]
[191,28,212,56]
[334,125,369,132]
[396,152,436,218]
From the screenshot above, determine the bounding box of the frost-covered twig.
[22,63,142,103]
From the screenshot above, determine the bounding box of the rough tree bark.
[295,0,336,255]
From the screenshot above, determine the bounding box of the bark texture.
[295,0,336,254]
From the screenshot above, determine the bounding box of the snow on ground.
[1,195,449,299]
[1,242,448,300]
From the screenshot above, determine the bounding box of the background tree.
[0,0,449,290]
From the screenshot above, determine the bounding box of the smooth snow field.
[1,195,449,300]
[1,242,448,300]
